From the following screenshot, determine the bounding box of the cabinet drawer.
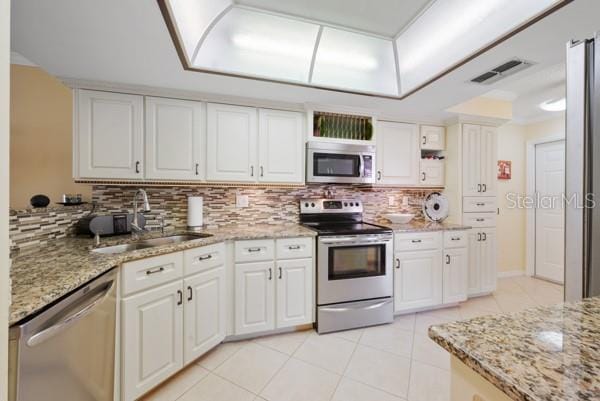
[443,231,468,248]
[235,239,275,262]
[184,242,225,276]
[463,197,497,213]
[394,231,442,252]
[276,237,313,260]
[121,252,184,296]
[463,213,497,228]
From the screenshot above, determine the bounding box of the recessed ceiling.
[234,0,431,37]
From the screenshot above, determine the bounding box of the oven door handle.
[319,299,392,313]
[319,236,391,244]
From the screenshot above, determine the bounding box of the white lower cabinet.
[183,266,226,364]
[394,249,443,312]
[467,228,497,296]
[443,247,468,304]
[234,261,276,335]
[121,281,184,401]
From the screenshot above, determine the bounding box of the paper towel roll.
[187,196,203,228]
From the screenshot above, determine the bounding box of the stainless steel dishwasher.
[9,268,117,401]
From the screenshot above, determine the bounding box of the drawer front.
[121,252,184,296]
[394,231,442,252]
[463,197,497,213]
[276,237,313,260]
[463,213,497,228]
[443,231,468,248]
[235,239,275,262]
[184,242,226,276]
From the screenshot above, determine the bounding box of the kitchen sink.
[91,233,212,255]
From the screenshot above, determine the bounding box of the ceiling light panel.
[168,0,233,61]
[311,27,398,95]
[194,7,320,83]
[395,0,560,94]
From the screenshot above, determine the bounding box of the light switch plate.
[236,194,249,208]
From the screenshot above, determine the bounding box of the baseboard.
[498,270,525,278]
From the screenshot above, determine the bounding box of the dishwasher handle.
[26,279,115,347]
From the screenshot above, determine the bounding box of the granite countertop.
[429,298,600,401]
[9,224,316,326]
[374,219,471,233]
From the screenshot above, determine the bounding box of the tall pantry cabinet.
[445,123,498,296]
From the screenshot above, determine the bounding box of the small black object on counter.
[30,195,50,208]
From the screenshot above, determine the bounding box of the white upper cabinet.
[462,124,497,196]
[206,103,258,182]
[420,125,445,151]
[420,159,445,187]
[75,90,144,179]
[258,109,304,183]
[480,126,498,196]
[376,121,420,185]
[145,97,204,181]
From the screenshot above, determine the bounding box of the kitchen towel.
[187,196,203,228]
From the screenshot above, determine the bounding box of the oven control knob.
[304,202,309,207]
[350,202,354,206]
[355,202,360,206]
[311,203,315,207]
[344,202,348,207]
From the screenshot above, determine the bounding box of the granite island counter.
[429,297,600,401]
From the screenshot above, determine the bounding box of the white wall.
[0,0,10,399]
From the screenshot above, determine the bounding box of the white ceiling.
[9,0,600,123]
[234,0,432,37]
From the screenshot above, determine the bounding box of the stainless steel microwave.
[306,142,376,184]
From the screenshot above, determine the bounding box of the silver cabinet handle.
[377,171,382,181]
[477,184,482,192]
[482,232,487,241]
[146,266,164,275]
[446,254,451,264]
[268,268,272,280]
[451,237,461,241]
[288,245,301,250]
[278,267,282,279]
[195,163,199,175]
[250,165,254,177]
[260,166,264,177]
[198,254,212,261]
[411,239,422,243]
[476,202,485,206]
[422,172,426,181]
[477,233,482,241]
[187,286,193,301]
[396,258,400,269]
[247,247,262,253]
[482,184,487,192]
[476,218,484,222]
[177,290,183,306]
[135,161,141,174]
[422,135,427,145]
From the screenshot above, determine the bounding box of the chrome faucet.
[132,189,151,235]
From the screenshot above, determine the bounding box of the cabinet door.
[235,261,275,335]
[420,125,445,150]
[394,250,443,312]
[376,121,419,185]
[206,103,258,182]
[462,124,482,196]
[121,281,183,401]
[420,160,445,186]
[467,230,482,296]
[76,90,143,179]
[183,266,226,364]
[443,247,468,304]
[276,258,313,328]
[145,97,204,180]
[480,228,497,294]
[258,109,304,183]
[480,126,498,196]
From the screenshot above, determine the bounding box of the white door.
[183,266,226,364]
[235,261,275,335]
[420,160,445,186]
[121,281,183,401]
[376,121,420,185]
[480,126,498,196]
[443,247,468,304]
[258,109,304,183]
[145,97,204,180]
[462,124,482,196]
[276,258,313,328]
[394,250,443,312]
[466,229,482,296]
[206,103,258,182]
[420,125,445,151]
[76,90,144,179]
[480,228,498,293]
[535,140,565,283]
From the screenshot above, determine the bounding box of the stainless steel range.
[300,199,393,333]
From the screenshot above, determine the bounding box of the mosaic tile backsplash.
[9,184,432,251]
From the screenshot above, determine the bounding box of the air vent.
[470,58,534,85]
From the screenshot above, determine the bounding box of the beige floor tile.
[331,377,406,401]
[421,306,461,321]
[392,313,416,332]
[414,312,453,336]
[359,323,414,357]
[495,278,528,295]
[330,327,365,343]
[178,373,255,401]
[494,293,538,313]
[407,360,450,401]
[293,332,357,374]
[261,358,340,401]
[344,345,411,398]
[141,364,209,401]
[215,342,288,394]
[411,333,450,371]
[196,341,246,371]
[253,330,311,355]
[460,295,501,312]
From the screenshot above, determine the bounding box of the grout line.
[328,334,360,400]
